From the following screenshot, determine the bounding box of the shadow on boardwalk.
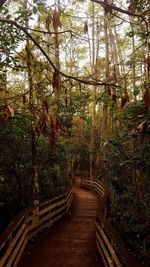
[19,177,102,267]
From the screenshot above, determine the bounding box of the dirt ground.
[18,177,102,267]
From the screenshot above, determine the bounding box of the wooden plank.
[87,180,103,193]
[6,228,27,267]
[0,187,73,267]
[28,211,66,241]
[39,198,66,216]
[96,222,122,267]
[94,182,104,191]
[26,209,34,224]
[66,199,72,211]
[66,188,72,198]
[66,190,72,205]
[26,215,33,225]
[39,194,64,209]
[46,204,66,219]
[28,193,69,232]
[96,232,114,267]
[82,179,103,189]
[27,195,68,246]
[51,211,66,224]
[96,222,117,264]
[51,204,66,216]
[28,220,39,232]
[1,223,26,266]
[0,214,26,251]
[66,189,72,201]
[28,224,48,241]
[68,192,73,203]
[37,205,66,227]
[39,198,65,215]
[29,189,70,219]
[95,187,104,197]
[66,194,73,210]
[93,180,103,187]
[12,235,27,267]
[94,185,103,193]
[96,241,109,267]
[81,180,104,197]
[65,187,71,195]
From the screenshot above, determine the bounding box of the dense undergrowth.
[101,102,150,265]
[0,114,70,234]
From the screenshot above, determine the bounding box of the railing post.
[0,185,73,267]
[32,165,40,227]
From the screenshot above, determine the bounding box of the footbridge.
[0,177,142,267]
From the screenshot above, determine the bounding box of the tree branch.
[0,0,7,8]
[91,0,141,17]
[0,18,120,87]
[27,27,72,35]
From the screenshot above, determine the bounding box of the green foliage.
[0,115,32,205]
[0,114,71,232]
[37,136,70,199]
[102,101,150,264]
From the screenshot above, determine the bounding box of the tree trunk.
[90,3,96,179]
[130,18,136,101]
[24,0,39,209]
[114,26,128,96]
[101,8,109,141]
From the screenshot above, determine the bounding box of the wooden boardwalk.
[19,177,102,267]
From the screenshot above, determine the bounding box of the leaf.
[0,104,14,127]
[38,111,49,134]
[0,108,8,127]
[137,114,145,119]
[128,1,136,13]
[137,121,146,132]
[52,70,61,93]
[84,21,88,34]
[124,91,130,102]
[7,105,14,117]
[53,10,61,31]
[45,15,51,31]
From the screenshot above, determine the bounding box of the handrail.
[0,186,73,267]
[81,178,123,267]
[81,178,104,197]
[96,222,122,267]
[81,178,143,267]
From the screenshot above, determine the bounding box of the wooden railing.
[96,221,122,267]
[0,186,73,267]
[81,178,104,198]
[81,178,123,267]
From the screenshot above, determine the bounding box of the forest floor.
[18,177,102,267]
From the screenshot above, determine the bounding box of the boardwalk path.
[19,177,102,267]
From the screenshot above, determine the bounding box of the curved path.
[19,177,102,267]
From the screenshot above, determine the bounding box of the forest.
[0,0,150,265]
